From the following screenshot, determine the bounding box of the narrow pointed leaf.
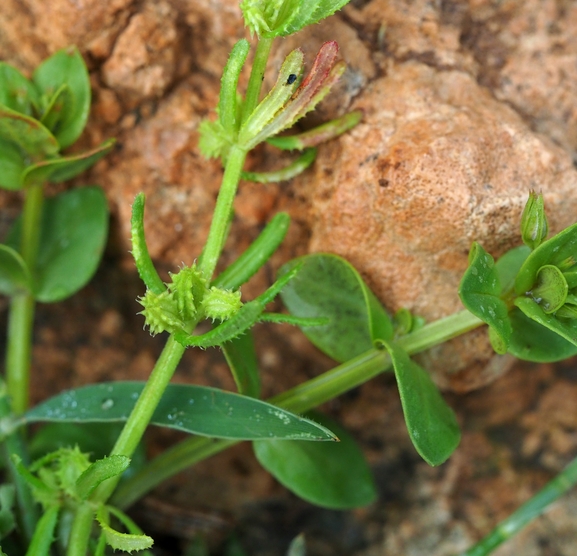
[384,340,460,466]
[279,253,393,362]
[238,49,304,148]
[130,193,166,295]
[33,46,90,149]
[253,412,376,509]
[96,506,153,553]
[7,186,108,302]
[22,138,115,186]
[459,242,511,354]
[267,111,362,150]
[0,104,59,157]
[75,455,130,500]
[222,330,261,398]
[242,148,316,183]
[0,63,39,115]
[0,245,31,296]
[23,382,338,441]
[247,42,342,149]
[24,505,58,556]
[508,307,577,362]
[219,40,250,135]
[0,137,26,190]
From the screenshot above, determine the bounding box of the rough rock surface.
[304,60,577,390]
[1,0,577,554]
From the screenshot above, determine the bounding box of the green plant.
[1,2,577,555]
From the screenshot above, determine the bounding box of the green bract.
[241,0,352,38]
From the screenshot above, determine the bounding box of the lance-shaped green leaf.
[24,505,59,556]
[242,42,344,151]
[515,222,577,295]
[130,193,166,295]
[238,48,304,149]
[242,148,316,183]
[383,340,460,466]
[458,242,512,354]
[21,138,115,186]
[0,137,26,190]
[75,455,130,500]
[7,186,108,302]
[0,63,39,116]
[508,307,577,362]
[0,104,59,158]
[23,382,338,441]
[514,296,577,348]
[33,46,90,149]
[96,506,153,553]
[222,330,261,398]
[253,412,376,508]
[267,111,363,150]
[279,253,393,363]
[0,244,32,296]
[219,39,250,135]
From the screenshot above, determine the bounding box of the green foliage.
[6,186,109,302]
[221,331,261,397]
[382,340,460,466]
[31,46,91,149]
[280,253,393,362]
[23,382,338,441]
[253,412,376,508]
[280,253,460,465]
[459,242,512,354]
[240,0,352,38]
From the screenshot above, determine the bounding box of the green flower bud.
[521,190,548,250]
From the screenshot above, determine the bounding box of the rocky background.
[1,0,577,555]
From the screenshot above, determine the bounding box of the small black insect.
[286,73,297,85]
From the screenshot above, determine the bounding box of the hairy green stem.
[66,503,94,556]
[241,36,274,125]
[6,182,44,414]
[460,454,577,556]
[198,145,247,280]
[94,336,186,502]
[112,309,484,508]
